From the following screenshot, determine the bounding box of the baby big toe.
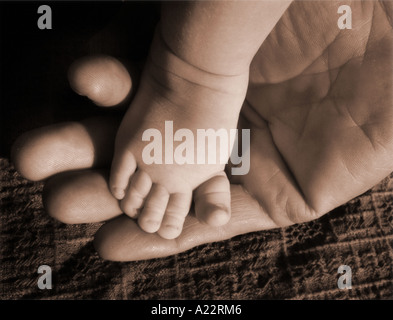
[138,184,170,233]
[157,192,192,239]
[120,170,152,218]
[194,173,231,227]
[110,149,137,200]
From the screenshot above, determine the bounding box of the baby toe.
[120,170,152,218]
[138,184,170,233]
[194,173,231,227]
[157,192,192,239]
[110,149,137,200]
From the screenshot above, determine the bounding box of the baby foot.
[110,33,249,239]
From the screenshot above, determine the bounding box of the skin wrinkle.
[253,4,337,84]
[249,52,361,133]
[379,0,393,27]
[263,125,313,217]
[229,185,282,231]
[340,50,392,153]
[146,64,243,117]
[149,55,246,96]
[158,27,249,79]
[294,102,316,143]
[362,2,376,65]
[251,1,377,87]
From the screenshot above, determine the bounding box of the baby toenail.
[213,203,229,212]
[112,187,125,199]
[128,208,139,218]
[208,208,230,226]
[164,224,180,231]
[146,220,161,226]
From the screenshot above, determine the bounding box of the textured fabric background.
[1,2,392,300]
[1,158,393,299]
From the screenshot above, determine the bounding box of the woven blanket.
[1,157,392,299]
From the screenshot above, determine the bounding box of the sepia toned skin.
[12,1,393,261]
[109,1,292,239]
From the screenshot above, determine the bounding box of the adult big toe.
[43,170,121,224]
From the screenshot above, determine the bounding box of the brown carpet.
[1,157,392,299]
